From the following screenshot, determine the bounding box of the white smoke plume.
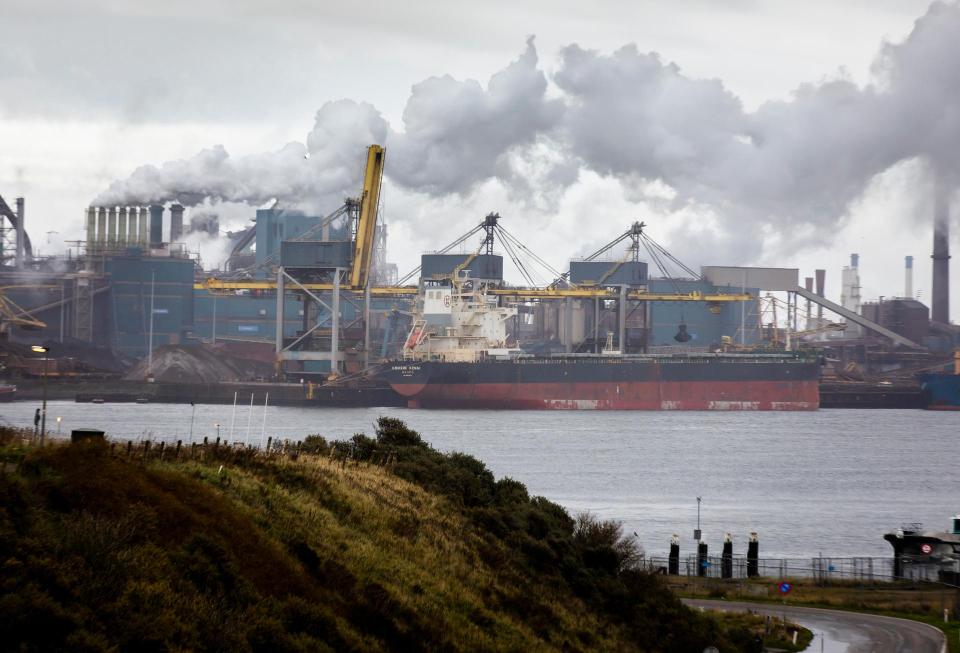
[93,2,960,264]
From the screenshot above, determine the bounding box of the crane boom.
[349,145,385,290]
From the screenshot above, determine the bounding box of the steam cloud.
[94,2,960,263]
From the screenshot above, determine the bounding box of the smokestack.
[850,253,859,269]
[118,207,128,247]
[139,207,149,247]
[14,197,25,269]
[86,207,96,252]
[149,204,164,248]
[170,203,184,242]
[107,207,117,249]
[97,207,107,249]
[932,177,950,323]
[127,207,138,245]
[905,255,914,299]
[815,269,825,320]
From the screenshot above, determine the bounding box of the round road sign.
[778,582,792,595]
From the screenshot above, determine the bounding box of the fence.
[640,554,953,584]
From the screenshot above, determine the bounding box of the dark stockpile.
[124,344,273,384]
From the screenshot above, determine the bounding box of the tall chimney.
[932,176,951,323]
[905,256,914,299]
[86,207,96,252]
[139,207,149,247]
[107,207,117,249]
[97,207,107,249]
[118,207,128,248]
[127,207,138,245]
[815,269,826,321]
[14,197,25,269]
[169,203,184,242]
[149,204,164,248]
[850,253,859,269]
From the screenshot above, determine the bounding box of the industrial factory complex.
[1,145,958,409]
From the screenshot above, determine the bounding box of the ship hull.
[383,357,819,410]
[919,373,960,410]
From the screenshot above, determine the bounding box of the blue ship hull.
[919,373,960,410]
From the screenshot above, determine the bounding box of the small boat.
[884,516,960,583]
[91,398,105,404]
[0,384,16,402]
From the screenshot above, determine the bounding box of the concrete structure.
[840,254,862,337]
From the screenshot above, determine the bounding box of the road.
[684,599,946,653]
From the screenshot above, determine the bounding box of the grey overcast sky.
[2,0,958,321]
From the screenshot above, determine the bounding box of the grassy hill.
[0,419,760,652]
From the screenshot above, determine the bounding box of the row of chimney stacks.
[85,204,184,251]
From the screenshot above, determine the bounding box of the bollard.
[722,533,733,579]
[747,532,759,578]
[697,541,709,577]
[668,534,680,575]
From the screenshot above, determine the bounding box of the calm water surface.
[2,401,956,559]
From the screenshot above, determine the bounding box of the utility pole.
[147,270,155,376]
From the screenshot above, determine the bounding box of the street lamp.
[31,345,50,444]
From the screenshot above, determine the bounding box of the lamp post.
[694,496,702,542]
[31,345,49,444]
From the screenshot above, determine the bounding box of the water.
[2,401,957,559]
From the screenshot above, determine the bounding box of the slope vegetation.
[1,419,756,652]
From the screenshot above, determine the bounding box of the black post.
[668,535,680,575]
[40,354,48,444]
[747,532,759,578]
[722,534,733,579]
[697,541,708,577]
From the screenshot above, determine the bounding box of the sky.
[2,0,958,321]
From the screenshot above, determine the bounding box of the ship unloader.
[380,274,820,410]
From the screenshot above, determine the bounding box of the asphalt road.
[684,599,946,653]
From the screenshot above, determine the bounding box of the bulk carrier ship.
[380,275,820,410]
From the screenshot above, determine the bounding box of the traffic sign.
[778,582,792,595]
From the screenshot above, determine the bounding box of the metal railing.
[640,554,956,584]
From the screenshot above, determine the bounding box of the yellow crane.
[0,286,47,335]
[349,145,385,291]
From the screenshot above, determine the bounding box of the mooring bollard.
[747,532,759,578]
[722,533,733,579]
[669,534,680,575]
[697,541,709,577]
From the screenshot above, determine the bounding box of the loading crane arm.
[349,145,386,290]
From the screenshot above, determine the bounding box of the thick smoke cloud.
[556,1,960,250]
[94,100,388,208]
[94,2,960,264]
[388,37,562,195]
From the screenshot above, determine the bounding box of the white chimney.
[905,255,914,299]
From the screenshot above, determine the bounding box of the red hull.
[392,380,819,410]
